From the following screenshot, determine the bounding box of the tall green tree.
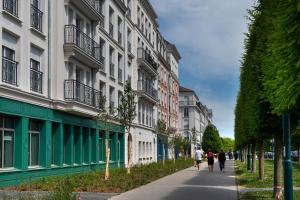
[202,125,222,153]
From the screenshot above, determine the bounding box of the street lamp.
[283,114,294,200]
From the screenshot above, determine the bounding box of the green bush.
[15,159,193,194]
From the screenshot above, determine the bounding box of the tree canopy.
[201,125,222,153]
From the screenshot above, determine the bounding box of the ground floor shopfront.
[0,97,125,187]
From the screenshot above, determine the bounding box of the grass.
[239,191,300,200]
[236,160,300,188]
[12,159,193,193]
[236,160,300,199]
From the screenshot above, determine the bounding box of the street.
[110,160,237,200]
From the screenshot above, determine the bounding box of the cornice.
[139,0,158,27]
[113,0,127,13]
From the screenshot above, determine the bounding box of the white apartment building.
[0,0,179,187]
[0,0,128,187]
[179,86,213,156]
[128,0,159,165]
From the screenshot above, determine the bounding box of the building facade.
[179,86,213,156]
[0,0,182,186]
[0,0,128,187]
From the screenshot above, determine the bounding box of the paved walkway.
[110,160,237,200]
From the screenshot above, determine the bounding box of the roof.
[179,86,199,101]
[165,40,181,62]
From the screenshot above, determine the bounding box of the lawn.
[236,160,300,188]
[239,191,300,200]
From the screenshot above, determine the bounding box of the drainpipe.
[123,8,127,88]
[47,0,51,99]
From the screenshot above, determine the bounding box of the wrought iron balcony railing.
[64,25,101,62]
[3,0,18,17]
[2,57,17,86]
[30,68,43,93]
[137,80,158,100]
[64,79,103,109]
[137,48,158,71]
[30,4,43,32]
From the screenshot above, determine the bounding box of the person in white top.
[195,147,203,171]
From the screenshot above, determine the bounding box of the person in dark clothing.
[218,149,226,171]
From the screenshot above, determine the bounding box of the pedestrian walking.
[207,149,214,172]
[218,149,226,172]
[195,147,203,171]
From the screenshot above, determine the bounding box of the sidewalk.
[110,160,237,200]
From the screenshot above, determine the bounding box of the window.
[0,116,15,168]
[99,132,104,161]
[31,0,43,32]
[30,59,43,93]
[3,0,18,17]
[118,17,122,45]
[30,46,43,93]
[109,47,114,78]
[184,108,189,118]
[29,120,40,166]
[2,46,17,85]
[109,8,114,38]
[109,86,115,114]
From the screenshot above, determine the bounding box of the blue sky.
[150,0,253,138]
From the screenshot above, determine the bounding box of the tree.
[166,127,178,164]
[221,137,234,152]
[117,81,136,174]
[155,119,167,165]
[98,95,117,180]
[191,127,197,154]
[201,125,222,153]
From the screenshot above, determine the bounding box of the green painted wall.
[0,97,125,187]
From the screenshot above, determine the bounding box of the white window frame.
[0,117,15,169]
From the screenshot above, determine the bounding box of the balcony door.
[75,18,82,47]
[75,69,83,102]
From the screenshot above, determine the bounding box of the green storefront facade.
[0,97,125,187]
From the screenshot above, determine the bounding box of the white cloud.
[150,0,252,138]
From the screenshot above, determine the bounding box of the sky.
[150,0,253,139]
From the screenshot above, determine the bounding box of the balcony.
[137,48,158,76]
[64,25,104,69]
[109,22,114,38]
[137,80,158,103]
[2,57,17,86]
[30,68,43,93]
[3,0,18,17]
[179,101,197,106]
[64,79,102,109]
[30,4,43,32]
[118,68,122,84]
[109,63,115,79]
[68,0,104,22]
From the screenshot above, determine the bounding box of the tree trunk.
[127,140,132,174]
[258,141,265,180]
[297,146,300,164]
[273,134,283,198]
[252,142,256,173]
[162,143,165,166]
[244,147,247,164]
[105,139,110,180]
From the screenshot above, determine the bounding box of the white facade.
[0,0,180,167]
[179,86,213,156]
